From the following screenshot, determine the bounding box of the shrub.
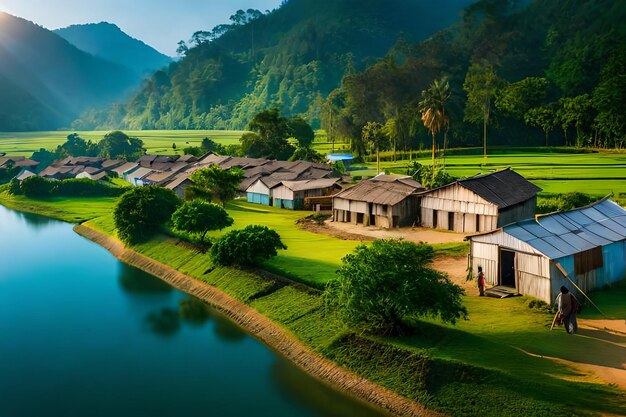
[20,176,54,197]
[114,186,181,244]
[325,239,468,335]
[8,178,22,195]
[210,225,286,266]
[18,176,128,198]
[171,200,233,242]
[536,192,597,214]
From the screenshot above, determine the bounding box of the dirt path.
[299,219,467,244]
[74,224,443,417]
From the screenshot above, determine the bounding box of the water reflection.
[7,209,55,230]
[211,311,247,343]
[271,358,388,417]
[179,297,211,325]
[118,263,172,294]
[145,308,181,336]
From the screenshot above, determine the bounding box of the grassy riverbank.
[1,191,624,417]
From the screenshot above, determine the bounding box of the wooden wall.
[246,180,271,196]
[419,183,499,232]
[497,197,537,227]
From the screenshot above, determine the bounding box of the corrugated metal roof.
[503,198,626,259]
[458,168,541,208]
[334,178,421,206]
[282,178,340,191]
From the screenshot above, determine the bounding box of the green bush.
[18,176,127,198]
[171,200,233,242]
[114,186,181,244]
[325,239,467,335]
[536,192,597,214]
[211,225,287,266]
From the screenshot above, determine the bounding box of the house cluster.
[6,147,624,305]
[38,157,126,181]
[0,156,40,180]
[332,168,540,232]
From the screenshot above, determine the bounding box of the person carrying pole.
[556,286,580,334]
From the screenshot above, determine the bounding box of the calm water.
[0,205,384,417]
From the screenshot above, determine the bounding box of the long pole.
[553,261,606,317]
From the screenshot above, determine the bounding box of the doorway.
[499,250,516,288]
[448,212,455,231]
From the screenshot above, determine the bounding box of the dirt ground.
[321,219,467,244]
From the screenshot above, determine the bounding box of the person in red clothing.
[477,266,486,296]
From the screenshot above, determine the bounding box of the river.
[0,205,384,417]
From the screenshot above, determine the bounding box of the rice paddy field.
[1,130,625,200]
[0,130,245,156]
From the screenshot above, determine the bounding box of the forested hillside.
[74,0,474,130]
[0,13,139,131]
[329,0,626,151]
[55,23,172,77]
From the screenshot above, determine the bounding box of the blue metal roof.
[503,199,626,259]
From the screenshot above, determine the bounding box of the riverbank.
[74,224,437,417]
[2,192,624,417]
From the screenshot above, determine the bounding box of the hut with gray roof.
[466,197,626,303]
[332,174,425,228]
[418,168,541,233]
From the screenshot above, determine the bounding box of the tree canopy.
[210,225,287,266]
[188,166,244,206]
[171,200,233,242]
[113,186,181,244]
[325,239,467,335]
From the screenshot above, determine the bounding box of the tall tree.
[463,62,500,159]
[188,166,244,207]
[525,105,557,146]
[361,122,386,174]
[419,77,450,176]
[244,109,295,160]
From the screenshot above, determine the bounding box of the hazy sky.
[0,0,283,55]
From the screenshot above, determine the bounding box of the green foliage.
[243,109,295,160]
[18,176,126,198]
[98,131,145,160]
[210,224,287,266]
[407,161,457,189]
[8,178,22,195]
[496,77,550,120]
[536,192,598,214]
[325,239,467,335]
[361,121,387,172]
[0,163,20,185]
[55,133,99,158]
[188,166,244,206]
[113,186,181,244]
[463,62,501,155]
[287,116,315,148]
[171,200,234,242]
[332,160,346,175]
[525,105,557,146]
[289,146,326,163]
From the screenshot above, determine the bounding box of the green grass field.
[1,191,624,416]
[0,130,246,156]
[350,151,626,198]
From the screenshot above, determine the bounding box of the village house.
[418,168,541,233]
[466,198,626,304]
[271,178,341,210]
[332,174,425,228]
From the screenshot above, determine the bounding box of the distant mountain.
[0,12,139,131]
[75,0,474,130]
[55,22,173,77]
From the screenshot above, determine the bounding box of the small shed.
[419,168,541,233]
[467,198,626,304]
[332,174,425,229]
[246,176,281,206]
[272,178,341,210]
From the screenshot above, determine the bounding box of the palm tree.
[419,78,450,180]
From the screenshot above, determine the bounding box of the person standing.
[556,286,579,334]
[477,266,486,296]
